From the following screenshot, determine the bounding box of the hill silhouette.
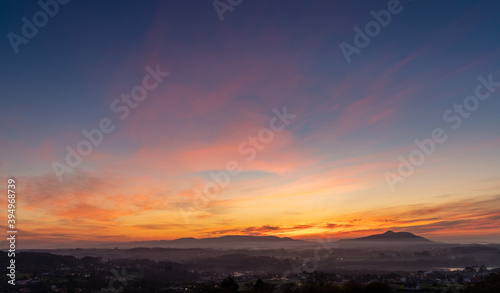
[341,230,432,242]
[338,230,433,247]
[92,232,437,249]
[98,235,313,249]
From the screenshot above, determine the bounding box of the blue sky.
[1,0,500,248]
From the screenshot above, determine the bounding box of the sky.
[1,0,500,249]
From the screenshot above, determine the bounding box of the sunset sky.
[1,0,500,249]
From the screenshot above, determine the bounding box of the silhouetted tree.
[462,273,500,293]
[220,276,239,293]
[343,280,365,293]
[311,271,329,287]
[254,278,274,293]
[366,282,391,293]
[197,280,220,293]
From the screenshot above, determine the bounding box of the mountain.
[338,230,434,247]
[90,232,434,250]
[341,231,432,242]
[97,235,314,249]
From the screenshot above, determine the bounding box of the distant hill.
[98,235,314,249]
[341,231,432,242]
[338,230,433,247]
[86,232,436,249]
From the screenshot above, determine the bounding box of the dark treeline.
[197,273,500,293]
[197,274,391,293]
[1,252,500,293]
[0,251,198,292]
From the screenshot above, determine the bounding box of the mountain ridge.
[339,230,432,242]
[97,235,312,249]
[94,231,435,249]
[337,230,434,248]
